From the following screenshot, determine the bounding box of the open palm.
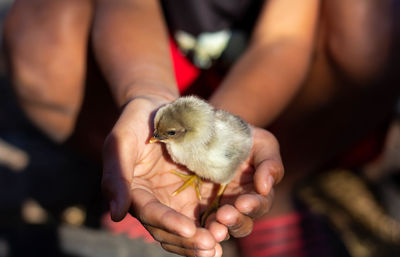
[131,136,259,222]
[102,97,283,256]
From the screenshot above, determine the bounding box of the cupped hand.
[203,127,284,239]
[102,96,284,257]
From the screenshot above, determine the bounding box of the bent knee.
[324,2,393,83]
[5,43,85,122]
[3,0,92,142]
[4,0,92,114]
[327,33,391,83]
[10,65,84,142]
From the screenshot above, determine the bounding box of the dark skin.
[4,0,284,256]
[92,1,285,255]
[3,0,397,256]
[210,0,320,126]
[3,0,93,142]
[101,97,283,256]
[267,0,396,215]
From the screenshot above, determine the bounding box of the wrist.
[122,94,176,113]
[117,80,179,109]
[115,92,177,142]
[120,88,179,119]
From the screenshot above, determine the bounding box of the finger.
[161,242,221,257]
[101,170,131,221]
[205,214,229,242]
[131,188,197,238]
[234,191,274,219]
[160,243,195,257]
[216,205,254,238]
[214,243,223,257]
[253,159,279,195]
[252,128,284,195]
[102,130,138,221]
[146,225,217,251]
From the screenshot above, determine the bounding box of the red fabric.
[238,213,334,257]
[169,38,200,93]
[338,126,387,168]
[102,213,155,243]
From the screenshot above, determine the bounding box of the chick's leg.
[170,170,203,200]
[201,183,227,227]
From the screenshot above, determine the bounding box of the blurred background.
[0,0,400,257]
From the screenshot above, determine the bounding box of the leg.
[200,183,227,227]
[324,0,393,83]
[268,0,398,216]
[238,3,398,255]
[3,0,93,142]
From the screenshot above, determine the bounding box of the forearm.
[210,41,312,127]
[209,0,319,127]
[92,0,179,107]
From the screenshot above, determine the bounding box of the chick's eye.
[167,130,176,136]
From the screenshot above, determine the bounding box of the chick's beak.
[149,133,168,143]
[149,137,159,143]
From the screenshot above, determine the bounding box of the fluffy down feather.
[153,96,252,184]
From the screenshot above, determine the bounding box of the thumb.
[102,169,131,221]
[102,131,137,221]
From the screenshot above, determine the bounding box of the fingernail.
[226,218,240,230]
[266,176,275,195]
[224,233,230,241]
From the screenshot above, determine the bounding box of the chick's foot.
[170,170,203,200]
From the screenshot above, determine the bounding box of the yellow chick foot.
[200,184,227,227]
[170,170,203,200]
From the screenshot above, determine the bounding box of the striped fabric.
[238,213,338,257]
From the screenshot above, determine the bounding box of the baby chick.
[150,96,253,225]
